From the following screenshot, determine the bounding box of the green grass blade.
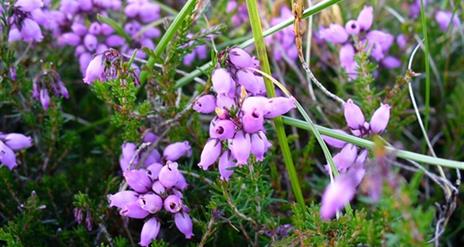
[419,0,431,130]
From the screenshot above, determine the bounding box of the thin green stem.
[175,0,344,88]
[282,117,464,170]
[419,0,431,130]
[245,0,305,208]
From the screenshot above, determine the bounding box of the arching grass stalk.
[245,0,305,208]
[175,0,344,89]
[250,68,352,215]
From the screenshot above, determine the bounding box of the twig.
[199,213,216,247]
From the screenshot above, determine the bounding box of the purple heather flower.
[106,35,125,47]
[381,56,401,69]
[264,97,296,118]
[357,6,373,31]
[20,18,44,42]
[163,194,182,213]
[209,119,236,140]
[71,23,87,36]
[175,173,188,190]
[218,151,236,181]
[332,144,358,171]
[151,181,166,195]
[2,133,33,151]
[144,149,161,166]
[193,95,216,114]
[139,218,160,246]
[250,132,271,161]
[322,130,348,149]
[241,96,268,115]
[228,47,254,69]
[124,170,152,193]
[435,10,461,32]
[146,163,163,180]
[158,161,181,188]
[236,69,266,95]
[242,110,264,133]
[120,201,149,219]
[343,99,365,130]
[0,141,17,170]
[15,0,43,12]
[319,24,348,44]
[39,89,50,109]
[83,34,98,52]
[320,174,357,220]
[8,28,22,43]
[138,193,163,213]
[58,32,81,46]
[229,131,251,165]
[212,68,235,95]
[108,190,139,208]
[83,54,104,84]
[142,131,158,143]
[88,22,101,35]
[396,35,407,49]
[345,20,360,35]
[216,94,236,110]
[120,142,137,171]
[198,139,222,170]
[175,212,194,239]
[369,103,391,134]
[163,141,192,161]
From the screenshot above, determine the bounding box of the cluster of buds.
[32,69,69,109]
[193,47,296,180]
[319,6,402,79]
[83,49,139,84]
[108,134,193,246]
[183,34,208,66]
[226,0,248,27]
[0,132,33,170]
[266,6,298,61]
[435,10,461,32]
[6,0,45,43]
[320,99,391,219]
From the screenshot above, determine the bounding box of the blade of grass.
[419,0,431,130]
[175,0,344,88]
[245,0,305,208]
[282,117,464,170]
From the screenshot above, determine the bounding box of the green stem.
[282,117,464,169]
[140,0,197,82]
[245,0,305,208]
[419,0,431,130]
[175,0,344,88]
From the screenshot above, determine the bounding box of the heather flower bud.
[250,132,269,161]
[142,132,158,143]
[229,131,251,165]
[163,141,192,161]
[83,34,98,52]
[332,144,358,171]
[198,139,221,170]
[218,151,235,181]
[435,10,461,32]
[236,69,266,95]
[2,133,33,151]
[144,149,161,166]
[216,94,236,110]
[212,69,234,95]
[158,162,181,188]
[209,119,236,140]
[39,89,50,109]
[343,99,365,129]
[229,47,254,68]
[139,218,160,247]
[152,181,166,195]
[175,212,194,239]
[264,97,296,118]
[119,142,137,171]
[88,22,101,35]
[71,23,87,36]
[83,55,104,84]
[193,94,216,114]
[0,141,17,170]
[345,20,360,35]
[106,35,125,47]
[125,3,140,17]
[120,201,149,219]
[21,18,43,42]
[242,110,264,133]
[381,56,401,69]
[139,3,160,23]
[164,195,183,213]
[59,32,81,46]
[8,28,21,43]
[108,190,139,208]
[369,103,391,134]
[319,24,348,44]
[322,130,348,148]
[357,6,373,31]
[320,174,356,220]
[123,170,152,193]
[15,0,43,12]
[339,44,356,74]
[138,194,163,213]
[79,53,92,75]
[241,96,267,115]
[146,163,163,180]
[175,173,188,190]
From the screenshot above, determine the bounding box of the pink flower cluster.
[193,47,296,180]
[320,99,391,220]
[0,132,33,170]
[267,6,298,61]
[108,134,193,246]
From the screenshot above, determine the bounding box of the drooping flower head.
[0,133,33,170]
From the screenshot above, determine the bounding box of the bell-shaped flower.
[83,54,104,84]
[369,103,391,134]
[142,132,158,143]
[228,47,254,69]
[163,141,192,161]
[2,133,33,151]
[83,34,98,52]
[120,142,137,171]
[120,201,149,219]
[241,96,267,115]
[435,10,461,32]
[218,151,236,181]
[357,6,373,31]
[144,149,161,166]
[175,212,194,239]
[158,161,181,188]
[264,97,296,118]
[236,69,266,95]
[216,94,236,110]
[123,170,152,193]
[15,0,43,12]
[152,181,166,195]
[332,144,358,171]
[163,194,183,213]
[229,131,251,165]
[322,130,348,149]
[138,193,163,213]
[242,110,264,133]
[198,139,222,170]
[175,173,188,190]
[20,18,44,42]
[343,99,365,130]
[319,24,348,44]
[146,163,163,180]
[58,32,81,46]
[212,68,234,95]
[193,94,216,114]
[39,89,50,109]
[345,20,360,35]
[320,174,357,220]
[108,190,139,209]
[381,56,401,69]
[209,119,236,140]
[139,217,160,247]
[0,141,17,170]
[250,132,268,161]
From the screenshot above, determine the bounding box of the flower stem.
[419,0,431,130]
[245,0,305,208]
